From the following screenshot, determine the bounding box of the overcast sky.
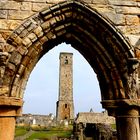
[23,43,103,116]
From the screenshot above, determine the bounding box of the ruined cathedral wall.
[0,0,140,51]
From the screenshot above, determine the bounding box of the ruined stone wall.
[0,0,140,51]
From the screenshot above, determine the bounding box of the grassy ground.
[26,130,72,140]
[15,126,29,137]
[15,125,73,140]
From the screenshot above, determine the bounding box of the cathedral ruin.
[0,0,140,139]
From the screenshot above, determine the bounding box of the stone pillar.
[102,99,140,140]
[0,117,16,140]
[116,108,140,140]
[0,97,23,140]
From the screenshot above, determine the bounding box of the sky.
[23,43,103,116]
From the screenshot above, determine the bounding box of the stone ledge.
[101,99,140,109]
[0,96,23,107]
[0,97,23,116]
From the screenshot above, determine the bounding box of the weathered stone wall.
[0,0,140,50]
[75,111,115,125]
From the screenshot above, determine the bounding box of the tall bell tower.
[56,52,74,122]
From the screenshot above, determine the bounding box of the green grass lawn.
[26,130,72,140]
[15,125,73,140]
[15,127,29,137]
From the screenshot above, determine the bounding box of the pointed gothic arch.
[1,1,140,139]
[6,1,134,100]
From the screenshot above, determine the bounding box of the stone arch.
[5,0,135,102]
[0,1,140,140]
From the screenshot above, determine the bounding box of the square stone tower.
[56,52,74,122]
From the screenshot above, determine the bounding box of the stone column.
[0,116,16,140]
[116,108,140,140]
[0,97,23,140]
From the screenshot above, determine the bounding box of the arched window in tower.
[64,59,68,64]
[65,104,68,108]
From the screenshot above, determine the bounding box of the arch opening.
[5,0,135,109]
[23,43,102,115]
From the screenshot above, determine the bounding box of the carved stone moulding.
[0,96,23,117]
[101,99,140,116]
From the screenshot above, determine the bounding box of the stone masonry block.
[33,26,44,38]
[46,0,64,4]
[26,23,37,32]
[21,2,32,11]
[1,44,15,53]
[9,51,22,65]
[115,6,140,15]
[22,19,32,28]
[22,37,32,47]
[3,69,14,85]
[15,25,25,35]
[0,66,5,79]
[90,5,115,14]
[25,0,47,2]
[32,2,47,12]
[17,46,28,55]
[21,55,30,66]
[118,25,140,35]
[8,10,34,20]
[0,85,9,96]
[27,47,38,58]
[10,85,18,97]
[92,0,109,4]
[125,15,140,25]
[0,1,20,10]
[33,41,43,53]
[32,14,44,25]
[13,74,20,84]
[0,20,21,30]
[0,31,11,41]
[41,21,50,30]
[19,29,29,38]
[0,10,7,19]
[17,65,25,78]
[39,36,48,44]
[7,62,16,72]
[0,34,5,43]
[126,35,140,46]
[14,36,22,46]
[82,0,92,4]
[9,33,18,41]
[0,20,8,30]
[27,33,38,42]
[104,13,125,25]
[47,31,56,39]
[108,0,137,6]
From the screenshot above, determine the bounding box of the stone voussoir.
[22,37,32,47]
[33,26,44,38]
[27,32,38,43]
